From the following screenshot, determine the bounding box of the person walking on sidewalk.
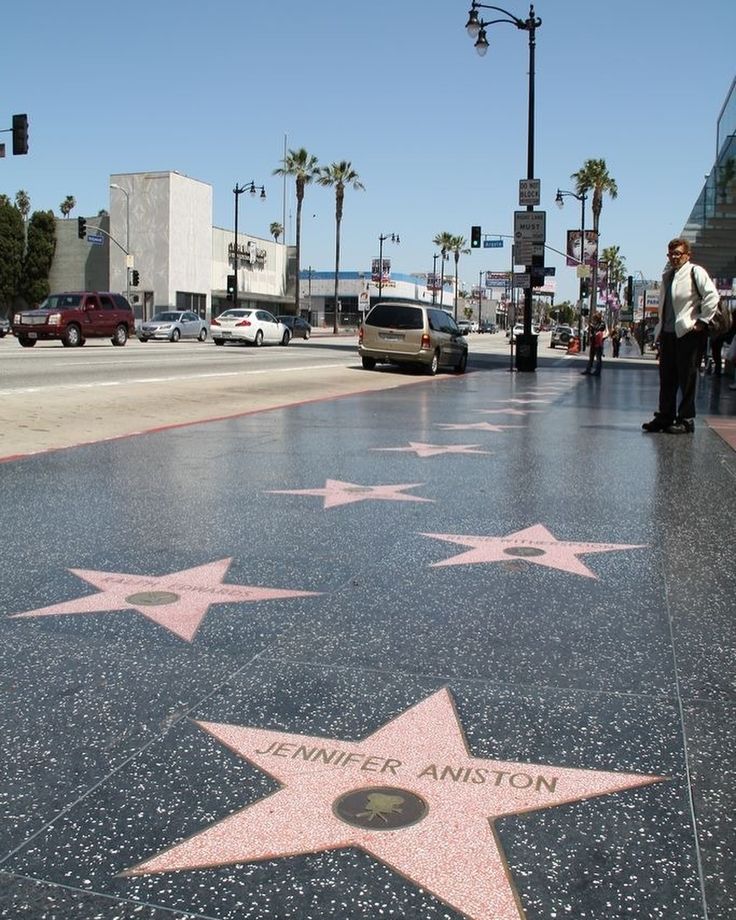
[642,238,719,434]
[581,312,607,375]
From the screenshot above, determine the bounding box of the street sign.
[518,179,540,206]
[87,233,104,245]
[483,239,504,248]
[513,272,530,288]
[513,210,546,242]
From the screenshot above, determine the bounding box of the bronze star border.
[266,478,434,508]
[123,688,664,920]
[421,524,647,579]
[9,559,320,641]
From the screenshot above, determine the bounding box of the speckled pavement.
[1,358,735,919]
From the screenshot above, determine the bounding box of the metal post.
[432,253,439,305]
[109,183,131,314]
[378,234,385,301]
[479,270,483,327]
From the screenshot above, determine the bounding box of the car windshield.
[39,294,83,310]
[219,310,252,319]
[366,305,423,330]
[151,312,181,322]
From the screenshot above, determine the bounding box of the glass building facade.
[682,76,736,296]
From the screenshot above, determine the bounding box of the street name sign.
[483,239,504,248]
[87,233,104,245]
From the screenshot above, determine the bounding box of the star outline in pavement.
[372,441,491,457]
[9,558,320,641]
[123,688,665,920]
[266,478,434,508]
[435,422,524,433]
[421,523,647,579]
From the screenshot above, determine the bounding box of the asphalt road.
[0,334,498,460]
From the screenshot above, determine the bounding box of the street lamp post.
[232,181,266,311]
[555,187,588,348]
[377,232,399,300]
[109,183,131,316]
[431,252,440,305]
[465,2,541,371]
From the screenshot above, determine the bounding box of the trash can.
[515,333,538,372]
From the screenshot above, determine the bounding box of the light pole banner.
[371,258,391,283]
[566,230,598,267]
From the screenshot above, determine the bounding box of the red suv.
[12,292,136,347]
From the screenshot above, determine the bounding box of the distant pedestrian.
[581,312,607,375]
[610,326,621,358]
[642,238,719,434]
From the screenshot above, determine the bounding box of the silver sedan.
[139,310,208,342]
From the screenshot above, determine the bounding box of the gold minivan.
[358,302,468,375]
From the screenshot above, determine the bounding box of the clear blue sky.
[2,0,734,303]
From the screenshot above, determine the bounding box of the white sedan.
[211,308,291,346]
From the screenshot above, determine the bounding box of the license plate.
[28,332,37,339]
[220,331,231,337]
[379,332,404,341]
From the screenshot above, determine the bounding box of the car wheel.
[198,328,207,342]
[170,328,181,342]
[304,329,310,340]
[361,356,377,370]
[63,323,82,347]
[427,350,440,376]
[254,330,263,347]
[281,330,291,346]
[18,336,36,347]
[550,343,555,349]
[454,351,468,374]
[139,337,149,342]
[214,339,225,346]
[111,324,128,346]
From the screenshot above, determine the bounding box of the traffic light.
[131,269,140,287]
[77,216,87,239]
[580,278,590,298]
[226,274,236,300]
[626,275,634,307]
[12,114,28,155]
[471,225,481,249]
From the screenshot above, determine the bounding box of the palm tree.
[447,234,470,320]
[571,159,617,341]
[317,161,365,334]
[601,244,626,307]
[273,148,320,316]
[270,221,284,243]
[15,190,30,221]
[59,195,76,219]
[432,231,454,309]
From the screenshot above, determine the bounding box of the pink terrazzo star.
[266,478,433,509]
[435,422,523,433]
[421,524,647,579]
[477,408,540,416]
[124,688,663,920]
[9,559,320,641]
[373,442,490,457]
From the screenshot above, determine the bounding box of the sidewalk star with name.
[124,688,663,920]
[373,442,490,457]
[436,422,523,433]
[421,524,647,578]
[10,559,320,641]
[267,478,433,508]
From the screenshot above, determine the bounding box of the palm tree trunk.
[332,215,341,334]
[294,188,303,317]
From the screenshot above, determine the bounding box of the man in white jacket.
[642,238,719,434]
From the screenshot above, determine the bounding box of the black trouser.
[658,329,705,421]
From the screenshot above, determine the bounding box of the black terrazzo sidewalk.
[0,359,734,920]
